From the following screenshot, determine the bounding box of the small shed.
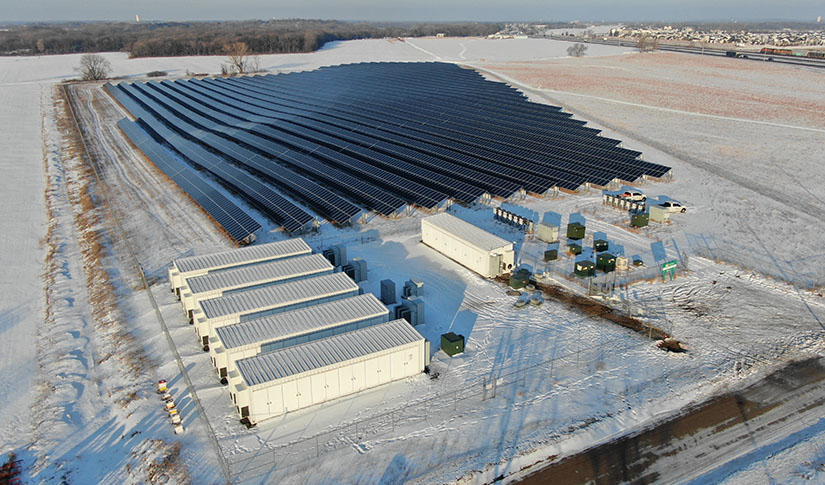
[509,269,530,289]
[544,249,558,261]
[594,239,609,252]
[536,223,559,244]
[567,222,586,240]
[597,253,617,272]
[380,279,396,305]
[403,278,424,298]
[441,332,465,357]
[630,212,649,228]
[574,260,596,277]
[567,242,582,255]
[650,205,670,223]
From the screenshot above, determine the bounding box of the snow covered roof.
[216,294,389,350]
[199,272,360,320]
[186,254,333,295]
[236,319,423,387]
[173,238,311,274]
[423,212,512,252]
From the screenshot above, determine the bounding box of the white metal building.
[210,294,390,381]
[179,253,333,317]
[168,238,312,295]
[421,212,515,278]
[230,319,429,423]
[192,272,361,348]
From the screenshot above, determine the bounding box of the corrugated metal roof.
[200,272,359,320]
[237,319,423,387]
[216,294,389,349]
[186,254,333,295]
[174,239,312,274]
[423,212,512,252]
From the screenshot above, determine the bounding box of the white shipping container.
[230,319,429,423]
[179,253,333,315]
[210,294,390,381]
[168,238,312,293]
[191,272,360,348]
[421,213,514,278]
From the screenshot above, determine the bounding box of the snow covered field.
[2,36,824,483]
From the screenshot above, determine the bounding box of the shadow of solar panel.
[113,83,316,232]
[116,118,261,243]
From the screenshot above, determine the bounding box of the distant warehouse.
[230,319,429,424]
[421,212,514,278]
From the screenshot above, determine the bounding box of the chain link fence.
[225,329,631,483]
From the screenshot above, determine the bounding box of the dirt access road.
[518,357,825,483]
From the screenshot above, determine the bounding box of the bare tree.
[567,43,588,57]
[637,33,659,53]
[222,41,260,75]
[74,53,112,80]
[36,39,45,54]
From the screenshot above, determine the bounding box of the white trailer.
[179,253,333,317]
[421,212,514,278]
[210,294,390,382]
[168,238,312,296]
[191,272,360,349]
[230,319,429,424]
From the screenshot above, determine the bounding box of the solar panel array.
[117,118,261,243]
[107,62,671,236]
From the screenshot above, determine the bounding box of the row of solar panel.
[244,70,670,178]
[110,82,411,217]
[144,80,445,209]
[193,74,665,189]
[226,73,663,176]
[247,72,609,148]
[182,77,564,192]
[109,62,672,238]
[247,70,663,174]
[260,63,585,125]
[150,71,668,191]
[115,117,261,243]
[163,72,661,193]
[162,77,548,194]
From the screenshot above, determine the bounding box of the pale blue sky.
[0,0,821,22]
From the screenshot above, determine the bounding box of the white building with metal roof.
[229,319,429,423]
[421,212,515,278]
[209,294,390,381]
[168,238,312,295]
[191,272,361,349]
[179,253,333,317]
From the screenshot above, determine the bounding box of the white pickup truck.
[618,190,646,202]
[658,200,687,213]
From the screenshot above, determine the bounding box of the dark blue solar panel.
[116,118,261,243]
[109,62,672,222]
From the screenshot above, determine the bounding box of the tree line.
[0,20,501,57]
